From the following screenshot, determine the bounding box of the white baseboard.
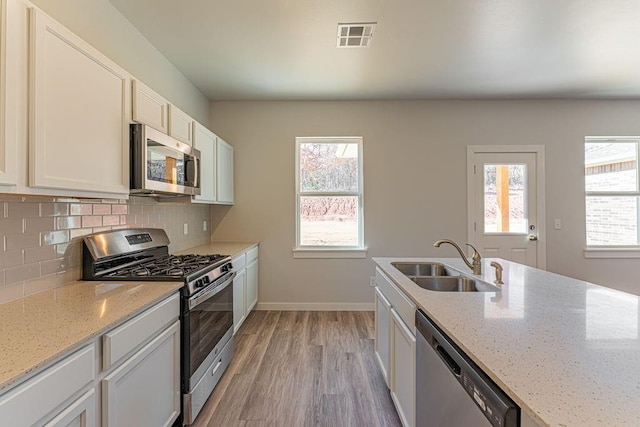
[255,302,374,311]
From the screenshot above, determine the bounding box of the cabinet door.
[132,79,168,133]
[246,260,258,313]
[168,104,194,145]
[374,287,391,387]
[29,8,130,196]
[102,321,180,427]
[44,389,96,427]
[391,309,416,427]
[216,138,234,204]
[0,0,19,186]
[192,123,217,203]
[233,268,246,333]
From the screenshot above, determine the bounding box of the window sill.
[584,248,640,259]
[292,248,368,259]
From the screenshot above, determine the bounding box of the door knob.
[528,235,538,241]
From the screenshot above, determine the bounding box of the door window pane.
[585,142,637,192]
[299,196,358,246]
[299,143,359,192]
[484,164,527,233]
[586,196,639,246]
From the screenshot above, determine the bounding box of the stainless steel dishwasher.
[416,310,519,427]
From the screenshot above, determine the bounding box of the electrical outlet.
[183,223,189,235]
[554,219,562,230]
[369,277,376,287]
[203,220,207,232]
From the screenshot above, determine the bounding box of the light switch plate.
[183,223,189,234]
[554,219,562,230]
[369,277,376,287]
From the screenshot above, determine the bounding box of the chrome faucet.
[433,239,482,275]
[490,261,504,285]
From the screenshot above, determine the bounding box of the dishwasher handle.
[435,342,461,377]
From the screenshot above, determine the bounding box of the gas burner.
[134,268,150,276]
[167,268,184,276]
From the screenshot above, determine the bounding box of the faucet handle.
[465,243,481,261]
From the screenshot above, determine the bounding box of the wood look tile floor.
[192,311,402,427]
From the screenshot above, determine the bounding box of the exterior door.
[468,147,545,268]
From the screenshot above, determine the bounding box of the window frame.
[293,137,365,258]
[584,136,640,258]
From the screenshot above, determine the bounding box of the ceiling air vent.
[337,22,376,48]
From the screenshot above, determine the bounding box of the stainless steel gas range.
[82,228,235,425]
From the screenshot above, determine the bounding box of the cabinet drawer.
[0,344,95,426]
[376,267,416,334]
[232,253,246,270]
[103,293,179,370]
[246,245,258,264]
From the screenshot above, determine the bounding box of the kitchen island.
[374,257,640,426]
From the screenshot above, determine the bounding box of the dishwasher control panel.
[462,372,505,426]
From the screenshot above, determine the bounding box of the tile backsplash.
[0,195,211,304]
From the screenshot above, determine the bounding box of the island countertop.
[0,280,183,392]
[373,257,640,427]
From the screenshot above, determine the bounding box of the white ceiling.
[109,0,640,101]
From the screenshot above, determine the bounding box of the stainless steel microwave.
[130,124,201,196]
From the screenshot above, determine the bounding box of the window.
[585,137,640,251]
[294,137,364,257]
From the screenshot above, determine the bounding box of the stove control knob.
[203,276,210,285]
[195,279,203,288]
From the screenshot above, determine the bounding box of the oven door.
[131,124,201,196]
[182,271,235,391]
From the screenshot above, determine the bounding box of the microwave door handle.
[188,271,235,310]
[194,156,199,188]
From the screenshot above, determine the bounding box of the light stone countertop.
[373,257,640,427]
[175,241,258,259]
[0,280,183,392]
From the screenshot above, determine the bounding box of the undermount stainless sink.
[392,262,500,292]
[391,262,448,276]
[411,276,479,292]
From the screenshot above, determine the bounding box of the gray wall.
[210,99,640,308]
[30,0,210,124]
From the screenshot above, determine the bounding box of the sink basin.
[392,262,447,276]
[411,276,498,292]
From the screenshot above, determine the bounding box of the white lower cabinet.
[102,320,180,427]
[391,309,416,427]
[0,345,95,426]
[374,287,391,387]
[232,245,259,333]
[246,259,258,312]
[374,267,416,427]
[233,267,247,332]
[0,292,180,427]
[44,389,96,427]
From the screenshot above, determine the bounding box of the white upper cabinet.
[192,122,217,203]
[216,137,234,204]
[0,0,19,186]
[29,7,130,196]
[132,79,168,134]
[168,104,194,145]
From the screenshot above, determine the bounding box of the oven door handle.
[188,271,236,310]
